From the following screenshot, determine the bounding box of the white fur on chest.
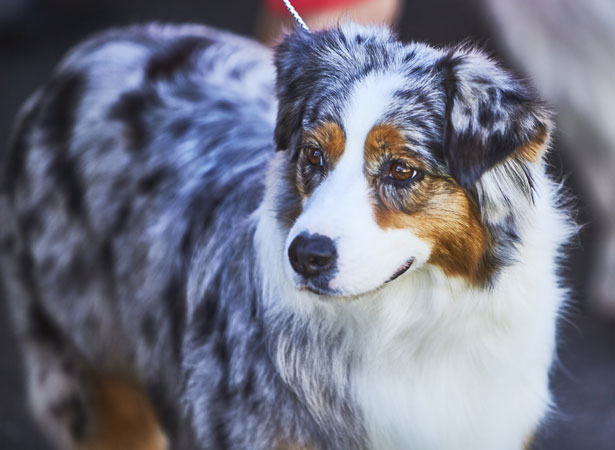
[255,155,569,450]
[351,207,565,450]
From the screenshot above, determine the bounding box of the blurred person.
[483,0,615,317]
[257,0,403,43]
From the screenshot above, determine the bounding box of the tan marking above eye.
[364,124,428,175]
[303,121,346,167]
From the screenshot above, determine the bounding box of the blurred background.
[0,0,613,449]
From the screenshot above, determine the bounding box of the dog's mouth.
[386,258,414,282]
[298,258,415,297]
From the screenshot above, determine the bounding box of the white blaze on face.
[285,72,432,296]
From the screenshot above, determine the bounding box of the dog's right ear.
[438,45,552,188]
[273,29,314,151]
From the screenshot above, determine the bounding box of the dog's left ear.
[439,46,552,188]
[273,28,314,152]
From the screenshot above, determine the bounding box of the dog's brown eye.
[389,162,419,181]
[306,148,324,166]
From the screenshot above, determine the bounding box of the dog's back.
[1,24,278,449]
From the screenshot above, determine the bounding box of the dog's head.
[271,24,551,297]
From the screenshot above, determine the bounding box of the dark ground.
[0,0,613,449]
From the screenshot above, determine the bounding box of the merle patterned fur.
[1,23,551,449]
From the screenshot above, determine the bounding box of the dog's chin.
[302,283,340,297]
[291,276,364,299]
[295,258,416,300]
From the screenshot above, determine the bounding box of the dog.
[0,22,571,450]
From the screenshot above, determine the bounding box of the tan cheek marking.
[275,440,316,450]
[523,431,535,450]
[516,125,549,163]
[374,178,492,286]
[78,375,167,450]
[295,161,309,200]
[365,124,491,284]
[281,167,304,226]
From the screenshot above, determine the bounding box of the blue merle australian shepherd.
[1,22,571,450]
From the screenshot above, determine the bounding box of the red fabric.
[264,0,366,15]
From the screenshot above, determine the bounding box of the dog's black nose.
[288,233,337,278]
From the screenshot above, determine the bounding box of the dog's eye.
[306,147,324,166]
[389,162,420,182]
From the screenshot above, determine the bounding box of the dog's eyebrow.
[363,123,444,173]
[402,146,444,173]
[302,121,346,166]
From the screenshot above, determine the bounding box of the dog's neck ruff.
[253,153,569,449]
[255,22,570,449]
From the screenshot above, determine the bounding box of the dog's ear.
[439,46,552,188]
[273,29,314,152]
